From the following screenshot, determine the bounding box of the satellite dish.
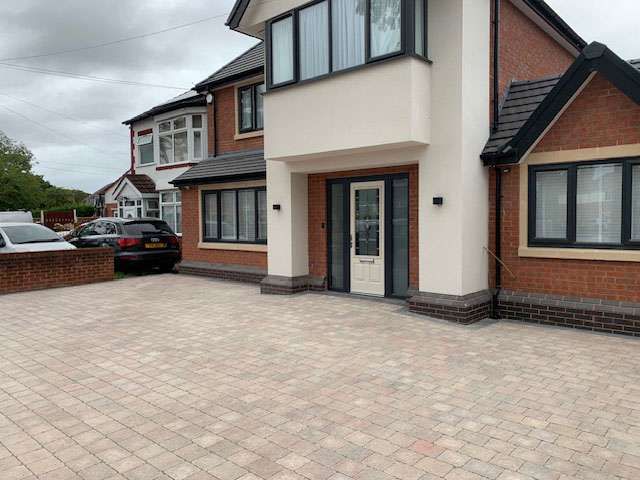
[206,93,214,104]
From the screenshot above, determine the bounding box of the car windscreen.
[123,221,174,236]
[2,225,62,244]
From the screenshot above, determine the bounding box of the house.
[98,90,209,231]
[116,0,640,336]
[196,1,585,305]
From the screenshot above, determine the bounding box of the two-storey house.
[214,0,586,313]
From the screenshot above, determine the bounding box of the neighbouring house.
[170,43,268,282]
[106,90,209,232]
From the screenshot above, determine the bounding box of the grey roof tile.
[195,43,264,91]
[171,150,265,185]
[123,91,205,125]
[482,76,561,155]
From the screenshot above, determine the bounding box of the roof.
[194,43,264,92]
[114,174,157,194]
[171,150,265,186]
[226,0,586,52]
[522,0,586,52]
[123,91,206,125]
[482,42,640,165]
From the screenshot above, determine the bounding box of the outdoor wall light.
[433,197,444,206]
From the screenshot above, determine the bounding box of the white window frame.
[160,190,182,234]
[157,113,206,165]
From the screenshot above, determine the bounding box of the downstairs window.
[529,158,640,249]
[202,188,267,244]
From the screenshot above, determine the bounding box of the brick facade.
[105,202,117,217]
[0,248,114,295]
[491,0,575,122]
[179,187,267,269]
[210,84,264,156]
[307,165,419,290]
[533,74,640,152]
[489,72,640,334]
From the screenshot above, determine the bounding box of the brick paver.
[0,275,639,479]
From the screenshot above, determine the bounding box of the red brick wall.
[0,248,114,295]
[489,166,640,302]
[213,84,264,155]
[489,78,640,303]
[179,187,267,268]
[105,203,117,217]
[308,165,419,288]
[491,0,576,121]
[534,74,640,152]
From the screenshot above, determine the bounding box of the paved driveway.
[1,275,640,480]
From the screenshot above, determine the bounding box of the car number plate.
[145,243,166,249]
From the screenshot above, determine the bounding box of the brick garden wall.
[179,187,267,268]
[0,248,114,295]
[307,165,419,289]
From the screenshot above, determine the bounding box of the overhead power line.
[0,103,128,172]
[0,13,229,62]
[0,93,125,140]
[0,63,190,90]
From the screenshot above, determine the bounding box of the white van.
[0,211,33,223]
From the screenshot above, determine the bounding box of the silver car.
[0,223,76,253]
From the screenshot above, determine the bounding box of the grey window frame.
[201,187,267,245]
[238,83,265,133]
[265,0,428,91]
[528,157,640,250]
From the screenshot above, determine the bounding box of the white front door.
[350,181,385,296]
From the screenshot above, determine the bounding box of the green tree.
[0,131,44,211]
[0,131,91,213]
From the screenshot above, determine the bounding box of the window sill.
[519,246,640,262]
[235,130,264,141]
[198,242,267,253]
[156,162,197,171]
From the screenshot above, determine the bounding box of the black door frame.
[326,173,410,298]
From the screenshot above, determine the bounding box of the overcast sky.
[0,0,638,193]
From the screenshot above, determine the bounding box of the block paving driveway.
[1,275,640,480]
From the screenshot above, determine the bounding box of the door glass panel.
[392,178,409,297]
[355,188,380,256]
[329,183,346,290]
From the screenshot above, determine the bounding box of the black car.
[67,218,180,272]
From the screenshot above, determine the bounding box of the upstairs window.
[158,115,204,165]
[370,0,402,58]
[238,83,266,133]
[529,158,640,249]
[268,0,427,89]
[137,134,154,165]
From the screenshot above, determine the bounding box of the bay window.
[267,0,428,88]
[529,158,640,249]
[160,191,182,234]
[158,114,204,165]
[202,188,267,244]
[238,83,266,133]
